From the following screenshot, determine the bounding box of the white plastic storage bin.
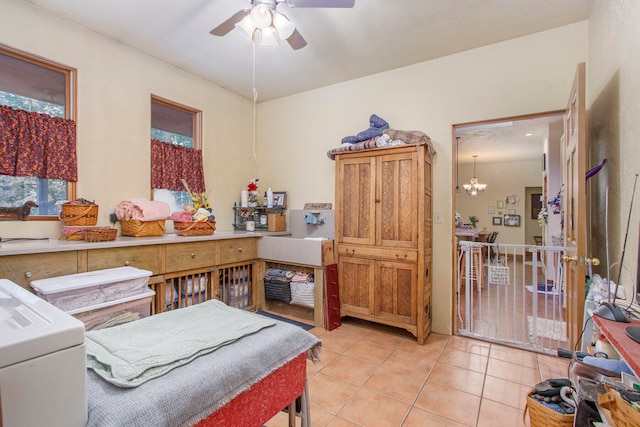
[67,289,155,330]
[30,266,152,312]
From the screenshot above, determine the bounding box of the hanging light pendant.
[463,155,487,196]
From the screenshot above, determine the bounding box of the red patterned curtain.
[151,139,205,192]
[0,105,77,181]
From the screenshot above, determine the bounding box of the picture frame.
[503,214,521,227]
[492,216,502,226]
[508,209,516,215]
[497,200,504,209]
[272,191,287,208]
[531,193,542,219]
[488,206,495,214]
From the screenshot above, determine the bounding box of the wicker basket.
[174,221,216,236]
[598,388,640,427]
[59,204,98,226]
[120,220,166,237]
[84,228,117,242]
[268,214,286,232]
[61,226,92,240]
[524,390,574,427]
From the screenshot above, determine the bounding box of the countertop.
[593,315,640,377]
[0,231,291,256]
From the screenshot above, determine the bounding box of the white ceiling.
[22,0,593,103]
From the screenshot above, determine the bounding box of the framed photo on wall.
[492,216,502,226]
[272,191,287,208]
[503,214,520,227]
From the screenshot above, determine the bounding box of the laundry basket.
[524,390,574,427]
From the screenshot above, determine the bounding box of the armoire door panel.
[378,153,417,248]
[375,260,416,324]
[339,158,376,245]
[338,256,374,316]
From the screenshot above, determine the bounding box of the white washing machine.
[0,279,87,427]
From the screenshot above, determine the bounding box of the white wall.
[456,160,541,245]
[587,0,640,298]
[257,23,588,333]
[0,0,254,238]
[0,1,598,334]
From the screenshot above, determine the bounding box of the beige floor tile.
[363,365,426,404]
[309,404,334,427]
[537,353,571,379]
[482,375,532,409]
[321,354,379,386]
[308,372,360,414]
[476,398,525,427]
[381,349,437,379]
[325,416,361,427]
[343,340,394,364]
[309,348,340,373]
[397,335,448,358]
[362,329,407,349]
[447,336,491,357]
[427,363,486,396]
[486,358,539,387]
[331,321,374,340]
[337,388,411,427]
[414,381,481,426]
[438,347,489,374]
[403,406,471,427]
[489,344,538,368]
[319,332,358,354]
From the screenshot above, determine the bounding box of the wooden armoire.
[334,142,433,344]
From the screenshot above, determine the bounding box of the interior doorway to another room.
[453,112,565,353]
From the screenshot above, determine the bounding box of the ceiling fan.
[210,0,355,50]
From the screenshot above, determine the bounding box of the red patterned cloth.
[151,139,205,192]
[194,353,307,426]
[0,105,77,181]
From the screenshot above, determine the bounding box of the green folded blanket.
[85,299,275,387]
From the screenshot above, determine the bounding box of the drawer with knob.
[218,238,257,265]
[0,251,78,290]
[88,245,161,274]
[165,241,217,272]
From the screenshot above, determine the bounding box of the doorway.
[453,111,565,353]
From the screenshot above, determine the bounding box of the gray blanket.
[86,309,321,426]
[86,299,276,387]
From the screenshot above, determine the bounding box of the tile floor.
[265,317,571,427]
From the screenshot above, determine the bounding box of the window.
[0,44,76,218]
[151,96,202,213]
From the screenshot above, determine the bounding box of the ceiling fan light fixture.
[234,14,256,40]
[259,27,279,47]
[272,12,295,40]
[250,4,272,29]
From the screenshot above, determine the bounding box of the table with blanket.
[85,300,321,426]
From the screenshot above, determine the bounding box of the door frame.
[451,109,567,335]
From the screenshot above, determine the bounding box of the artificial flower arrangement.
[537,207,548,227]
[247,177,260,207]
[469,215,479,228]
[178,179,214,221]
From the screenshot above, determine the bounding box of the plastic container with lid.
[68,288,155,330]
[30,266,152,312]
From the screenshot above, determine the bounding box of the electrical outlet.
[434,211,441,223]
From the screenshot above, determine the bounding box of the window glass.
[151,97,201,213]
[0,47,75,217]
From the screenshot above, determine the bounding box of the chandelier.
[463,155,487,196]
[235,3,296,47]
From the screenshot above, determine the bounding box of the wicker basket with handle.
[59,204,99,226]
[173,221,216,236]
[523,390,574,427]
[598,387,640,427]
[84,228,117,242]
[120,220,166,237]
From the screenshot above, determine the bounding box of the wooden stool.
[460,246,483,291]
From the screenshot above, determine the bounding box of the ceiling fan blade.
[210,10,247,36]
[287,29,308,50]
[285,0,355,7]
